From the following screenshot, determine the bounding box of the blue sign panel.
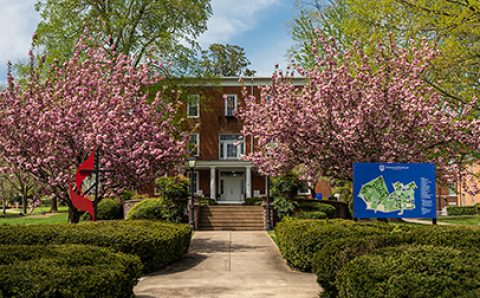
[353,162,436,219]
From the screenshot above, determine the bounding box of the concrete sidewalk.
[135,231,321,298]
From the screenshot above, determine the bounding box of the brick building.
[184,77,315,203]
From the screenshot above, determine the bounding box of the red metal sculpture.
[69,150,96,220]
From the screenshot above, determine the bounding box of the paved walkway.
[135,231,320,298]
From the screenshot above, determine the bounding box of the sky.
[0,0,296,83]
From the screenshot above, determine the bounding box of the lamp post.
[187,157,197,229]
[264,142,278,231]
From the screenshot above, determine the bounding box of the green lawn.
[0,206,69,225]
[438,215,480,226]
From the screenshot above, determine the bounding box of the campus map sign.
[353,162,436,219]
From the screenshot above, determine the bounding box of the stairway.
[198,205,265,231]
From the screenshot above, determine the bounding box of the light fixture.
[188,156,197,169]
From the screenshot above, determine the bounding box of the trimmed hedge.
[292,211,328,220]
[127,198,184,222]
[274,220,393,271]
[83,198,124,221]
[0,220,192,273]
[447,205,477,216]
[297,202,336,218]
[336,245,480,298]
[0,244,141,298]
[312,224,480,297]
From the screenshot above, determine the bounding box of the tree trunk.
[50,196,58,213]
[68,206,81,224]
[22,188,28,215]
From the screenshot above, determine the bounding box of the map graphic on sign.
[358,176,417,215]
[353,162,436,219]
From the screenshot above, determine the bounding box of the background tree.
[238,32,480,194]
[33,0,212,72]
[0,35,187,223]
[200,44,256,77]
[290,0,480,111]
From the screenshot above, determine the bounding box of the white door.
[221,176,244,201]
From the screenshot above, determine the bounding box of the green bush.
[292,211,328,220]
[200,198,218,206]
[0,244,141,298]
[312,224,480,297]
[336,245,480,298]
[83,198,123,221]
[297,201,336,218]
[127,198,184,222]
[0,220,192,273]
[274,219,391,271]
[155,175,189,201]
[273,196,297,219]
[447,206,477,216]
[244,197,262,206]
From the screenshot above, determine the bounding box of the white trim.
[189,133,200,157]
[187,160,252,168]
[219,134,245,160]
[218,77,306,87]
[187,94,200,118]
[188,170,201,195]
[224,94,238,116]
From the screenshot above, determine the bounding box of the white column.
[246,166,252,199]
[210,167,216,200]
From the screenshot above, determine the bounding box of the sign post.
[353,162,436,222]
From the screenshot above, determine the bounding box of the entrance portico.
[193,161,259,203]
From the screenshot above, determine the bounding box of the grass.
[438,215,480,226]
[0,206,69,225]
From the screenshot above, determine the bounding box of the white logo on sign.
[379,165,385,172]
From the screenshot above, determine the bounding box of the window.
[187,94,200,118]
[298,181,311,195]
[187,171,200,194]
[219,135,244,160]
[265,95,272,104]
[189,134,199,156]
[448,183,456,197]
[224,94,237,116]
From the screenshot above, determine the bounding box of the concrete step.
[199,219,264,224]
[198,226,265,231]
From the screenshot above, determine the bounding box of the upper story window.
[189,133,200,156]
[224,94,237,117]
[187,94,200,118]
[448,183,456,197]
[219,134,244,160]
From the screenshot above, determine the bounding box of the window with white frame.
[189,133,200,156]
[298,181,311,195]
[187,94,200,118]
[219,134,244,160]
[187,171,200,194]
[224,94,237,116]
[448,183,456,196]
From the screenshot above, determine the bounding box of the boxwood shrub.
[0,244,141,298]
[274,219,392,271]
[447,205,477,216]
[292,211,328,220]
[297,202,336,218]
[83,198,124,221]
[312,224,480,298]
[336,245,480,298]
[0,220,192,273]
[127,198,184,222]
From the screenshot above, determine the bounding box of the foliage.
[33,0,212,73]
[0,34,187,223]
[292,211,328,220]
[200,44,256,77]
[199,198,218,206]
[447,206,477,216]
[0,244,141,298]
[127,198,185,222]
[274,219,390,271]
[244,197,262,206]
[331,180,353,211]
[273,196,297,219]
[336,245,480,298]
[297,201,336,218]
[83,198,123,221]
[0,220,192,273]
[290,0,480,112]
[155,175,189,202]
[239,31,480,184]
[271,173,303,199]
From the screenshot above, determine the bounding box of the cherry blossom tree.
[238,32,480,195]
[0,34,187,223]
